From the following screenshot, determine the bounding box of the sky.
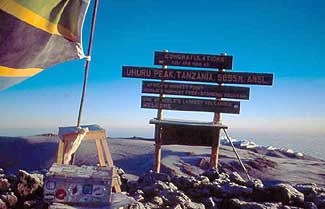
[0,0,325,138]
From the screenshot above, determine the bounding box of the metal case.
[44,163,114,206]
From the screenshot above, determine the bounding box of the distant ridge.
[110,136,154,141]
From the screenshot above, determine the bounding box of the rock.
[294,183,317,196]
[229,172,246,186]
[317,186,325,193]
[171,204,183,209]
[282,206,302,209]
[213,172,231,185]
[0,179,10,192]
[138,171,170,185]
[168,182,178,192]
[127,180,139,194]
[0,192,17,207]
[304,202,318,209]
[211,182,252,198]
[143,202,160,209]
[202,169,220,181]
[128,201,145,209]
[116,167,126,176]
[152,196,164,206]
[266,183,304,206]
[162,191,191,206]
[5,174,17,184]
[142,185,159,197]
[187,187,210,199]
[198,175,210,186]
[172,176,198,191]
[17,170,43,197]
[115,168,127,186]
[224,198,282,209]
[202,197,218,209]
[314,193,325,208]
[133,189,145,202]
[185,201,206,209]
[156,180,169,190]
[246,178,264,189]
[121,174,128,183]
[0,199,7,209]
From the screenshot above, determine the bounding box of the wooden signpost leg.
[153,50,168,173]
[210,52,226,169]
[154,126,162,173]
[210,126,221,169]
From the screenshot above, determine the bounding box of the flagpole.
[77,0,99,127]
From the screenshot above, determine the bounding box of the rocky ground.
[0,167,324,209]
[120,168,325,209]
[0,136,324,208]
[0,168,46,209]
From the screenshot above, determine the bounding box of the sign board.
[160,125,217,146]
[142,81,250,100]
[122,66,273,85]
[141,96,240,114]
[154,51,233,69]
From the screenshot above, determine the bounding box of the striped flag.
[0,0,90,91]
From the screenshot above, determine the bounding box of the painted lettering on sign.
[154,51,233,69]
[122,66,273,85]
[142,81,250,99]
[141,96,240,114]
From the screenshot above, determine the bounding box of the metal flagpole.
[68,0,99,165]
[77,0,99,127]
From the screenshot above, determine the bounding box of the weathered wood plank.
[122,66,273,85]
[142,81,250,99]
[154,51,233,69]
[141,96,240,114]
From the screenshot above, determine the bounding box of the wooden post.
[154,50,168,173]
[210,52,226,169]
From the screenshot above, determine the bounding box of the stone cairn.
[0,167,324,209]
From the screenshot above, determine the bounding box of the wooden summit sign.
[122,66,273,86]
[122,50,274,173]
[154,51,233,69]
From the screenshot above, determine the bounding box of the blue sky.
[0,0,325,137]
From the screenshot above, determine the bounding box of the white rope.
[85,56,91,62]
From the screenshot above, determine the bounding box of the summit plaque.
[154,51,233,69]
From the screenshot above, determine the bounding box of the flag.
[0,0,90,91]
